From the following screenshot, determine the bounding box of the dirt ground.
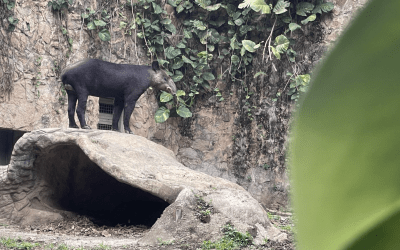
[0,212,295,250]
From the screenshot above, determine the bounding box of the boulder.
[0,128,286,245]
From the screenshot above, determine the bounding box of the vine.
[123,0,333,123]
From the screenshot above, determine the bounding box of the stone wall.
[0,0,368,210]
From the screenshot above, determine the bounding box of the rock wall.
[0,0,368,210]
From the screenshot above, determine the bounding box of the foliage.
[290,0,400,249]
[81,7,111,41]
[48,0,72,11]
[0,237,40,250]
[124,0,334,122]
[202,224,253,250]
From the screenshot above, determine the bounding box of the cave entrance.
[0,128,26,165]
[35,144,169,227]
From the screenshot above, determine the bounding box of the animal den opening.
[33,144,169,227]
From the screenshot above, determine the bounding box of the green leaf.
[273,0,290,14]
[183,29,192,38]
[152,2,163,14]
[161,18,172,25]
[253,0,271,14]
[291,0,400,249]
[177,105,192,118]
[87,22,96,30]
[68,38,73,45]
[176,90,186,97]
[165,47,181,59]
[313,2,334,14]
[242,40,259,53]
[172,70,183,82]
[155,107,170,123]
[81,13,89,19]
[176,4,184,13]
[164,23,176,34]
[94,19,107,27]
[234,18,245,26]
[191,20,207,30]
[160,91,173,102]
[182,55,195,68]
[172,59,184,70]
[289,23,301,31]
[98,29,111,41]
[301,14,317,25]
[270,46,280,60]
[254,71,267,78]
[296,2,314,16]
[205,3,221,11]
[202,72,215,81]
[231,55,239,64]
[7,1,15,10]
[275,35,289,53]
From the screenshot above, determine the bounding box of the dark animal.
[61,59,177,134]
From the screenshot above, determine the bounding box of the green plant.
[262,163,270,170]
[127,0,333,122]
[7,16,18,32]
[290,0,400,249]
[48,0,72,11]
[157,238,174,245]
[154,90,193,123]
[0,237,40,250]
[81,7,111,42]
[202,224,253,250]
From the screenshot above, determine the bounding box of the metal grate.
[97,123,112,130]
[99,103,113,114]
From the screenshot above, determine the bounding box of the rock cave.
[34,144,169,227]
[0,128,287,245]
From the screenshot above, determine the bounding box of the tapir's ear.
[152,61,160,71]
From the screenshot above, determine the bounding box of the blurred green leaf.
[155,107,170,123]
[291,1,400,249]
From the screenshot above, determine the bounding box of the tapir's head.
[149,61,177,95]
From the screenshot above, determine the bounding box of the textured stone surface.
[0,129,286,245]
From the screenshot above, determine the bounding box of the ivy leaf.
[273,0,290,15]
[254,71,267,78]
[155,107,170,123]
[281,16,292,23]
[152,2,163,14]
[177,105,192,118]
[252,0,271,14]
[205,3,221,11]
[165,47,181,59]
[184,29,192,38]
[202,72,215,81]
[177,42,186,48]
[231,55,240,64]
[164,23,176,34]
[271,46,281,60]
[313,2,334,14]
[158,59,169,67]
[161,18,172,25]
[98,29,111,41]
[176,4,184,13]
[191,20,207,30]
[242,40,259,53]
[238,0,251,9]
[94,19,107,27]
[160,91,173,102]
[87,22,96,30]
[176,90,186,97]
[297,2,314,16]
[289,23,301,31]
[234,18,245,26]
[172,70,183,82]
[8,16,18,25]
[301,14,317,25]
[7,1,15,10]
[287,48,297,62]
[172,59,184,70]
[275,35,290,53]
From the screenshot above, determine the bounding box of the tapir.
[61,59,177,134]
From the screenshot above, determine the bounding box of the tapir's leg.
[112,98,124,131]
[122,96,137,134]
[76,94,91,129]
[66,90,79,128]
